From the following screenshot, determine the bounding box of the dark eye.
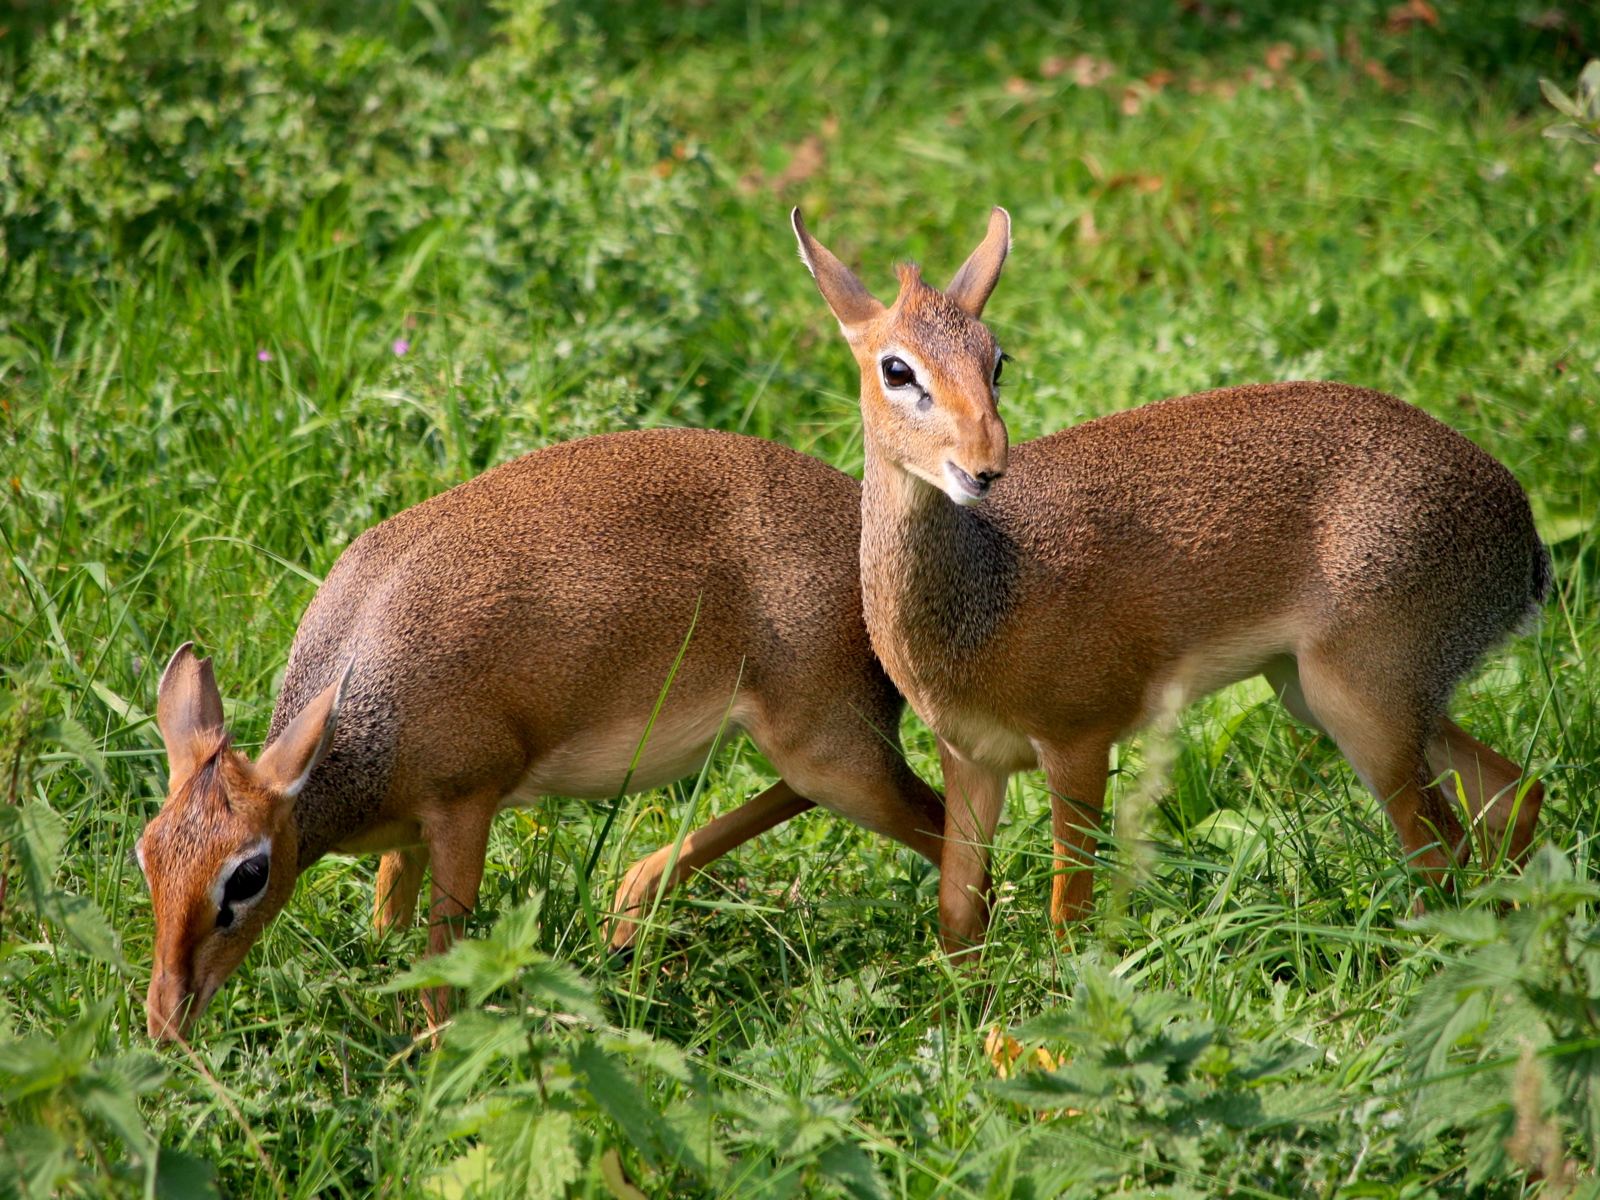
[223,853,270,906]
[882,357,915,389]
[993,357,1004,386]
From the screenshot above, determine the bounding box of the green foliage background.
[1,0,1598,1196]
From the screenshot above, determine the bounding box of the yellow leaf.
[601,1148,647,1200]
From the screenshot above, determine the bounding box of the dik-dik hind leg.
[937,741,1007,962]
[1292,651,1462,885]
[1428,718,1543,866]
[375,846,429,938]
[608,781,816,952]
[422,803,496,1029]
[1036,737,1112,926]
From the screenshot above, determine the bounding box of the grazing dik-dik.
[137,429,944,1040]
[791,206,1551,955]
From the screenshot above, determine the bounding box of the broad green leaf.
[154,1148,221,1200]
[1545,123,1600,146]
[426,1143,496,1200]
[17,797,66,898]
[815,1140,888,1200]
[1541,78,1582,118]
[47,891,131,970]
[1402,909,1501,945]
[572,1041,676,1170]
[488,1108,581,1200]
[0,1123,76,1200]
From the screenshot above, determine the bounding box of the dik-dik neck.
[859,443,1018,686]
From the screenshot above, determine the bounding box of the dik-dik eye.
[881,357,916,389]
[993,358,1004,386]
[216,852,270,929]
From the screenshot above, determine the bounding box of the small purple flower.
[392,339,410,356]
[257,349,272,362]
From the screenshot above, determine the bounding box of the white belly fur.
[934,614,1306,771]
[501,696,756,806]
[1138,614,1306,725]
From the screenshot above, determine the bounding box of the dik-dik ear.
[157,643,226,785]
[255,658,354,800]
[944,207,1011,318]
[791,208,885,334]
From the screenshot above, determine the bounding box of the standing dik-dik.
[137,428,945,1040]
[791,206,1551,954]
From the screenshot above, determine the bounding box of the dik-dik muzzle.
[139,644,348,1041]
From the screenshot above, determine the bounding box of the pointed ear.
[157,643,226,785]
[791,208,885,333]
[255,658,354,801]
[944,206,1011,318]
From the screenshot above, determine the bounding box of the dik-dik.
[792,206,1551,954]
[137,429,944,1040]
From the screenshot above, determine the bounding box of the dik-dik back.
[138,428,944,1040]
[276,429,909,863]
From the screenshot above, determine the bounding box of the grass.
[2,1,1599,1196]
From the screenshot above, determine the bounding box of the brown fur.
[137,429,945,1040]
[793,207,1551,956]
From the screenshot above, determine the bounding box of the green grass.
[2,2,1599,1197]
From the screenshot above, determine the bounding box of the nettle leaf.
[1403,908,1501,946]
[601,1029,691,1084]
[992,1063,1114,1109]
[17,796,67,899]
[153,1148,221,1200]
[814,1139,888,1200]
[383,895,601,1021]
[571,1040,690,1172]
[432,1010,530,1103]
[426,1142,496,1200]
[75,1065,159,1162]
[486,1107,581,1200]
[0,1123,76,1199]
[46,891,131,971]
[39,716,108,789]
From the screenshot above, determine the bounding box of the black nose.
[975,470,1003,486]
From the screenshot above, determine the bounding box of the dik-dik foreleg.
[937,741,1007,961]
[375,845,430,937]
[1036,737,1113,926]
[421,801,496,1029]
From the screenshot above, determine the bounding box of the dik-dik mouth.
[944,461,997,504]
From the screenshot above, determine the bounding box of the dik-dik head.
[136,644,347,1041]
[792,207,1012,505]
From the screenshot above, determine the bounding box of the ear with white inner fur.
[255,657,354,801]
[157,643,226,785]
[791,208,886,332]
[944,206,1011,318]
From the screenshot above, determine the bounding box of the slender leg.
[1428,717,1543,866]
[936,740,1008,962]
[374,845,430,938]
[1294,652,1460,884]
[608,781,816,951]
[422,804,496,1030]
[1036,737,1112,926]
